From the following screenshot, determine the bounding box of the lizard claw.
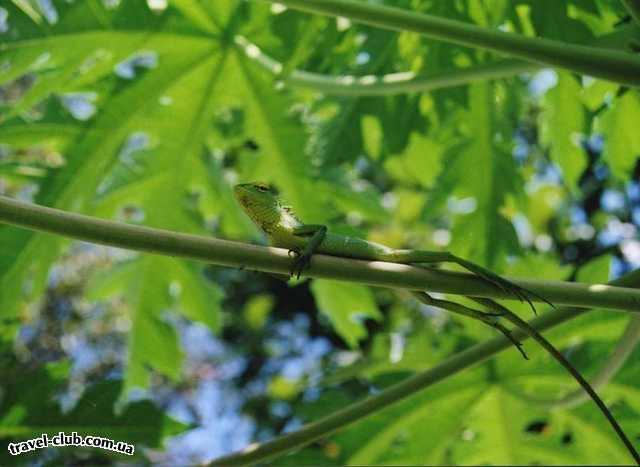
[508,332,529,360]
[290,251,312,279]
[471,305,528,360]
[492,320,529,360]
[472,267,554,315]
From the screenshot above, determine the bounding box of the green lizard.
[234,181,640,463]
[234,183,550,307]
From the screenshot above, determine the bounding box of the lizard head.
[234,182,283,232]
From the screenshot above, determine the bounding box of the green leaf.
[576,254,611,283]
[1,2,229,396]
[0,354,186,466]
[311,280,382,348]
[0,122,79,148]
[85,259,139,300]
[222,49,324,221]
[0,26,219,319]
[170,0,219,33]
[384,132,443,188]
[580,79,619,111]
[596,92,640,179]
[316,181,388,224]
[449,82,520,269]
[346,378,487,465]
[296,357,634,465]
[507,253,572,282]
[168,260,223,333]
[540,73,587,191]
[120,256,183,394]
[361,115,383,160]
[530,0,593,42]
[456,387,590,464]
[87,255,222,396]
[243,294,274,330]
[1,3,639,465]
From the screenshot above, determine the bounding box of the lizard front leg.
[289,224,327,279]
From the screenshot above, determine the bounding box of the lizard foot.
[492,320,529,360]
[473,309,528,360]
[469,265,554,315]
[288,249,311,279]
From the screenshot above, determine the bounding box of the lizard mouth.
[233,184,249,200]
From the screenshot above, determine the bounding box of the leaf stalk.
[270,0,640,86]
[1,195,640,311]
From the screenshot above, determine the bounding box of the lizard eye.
[255,183,270,192]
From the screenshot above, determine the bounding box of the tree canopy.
[1,0,640,465]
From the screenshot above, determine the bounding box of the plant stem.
[238,25,637,96]
[269,0,640,87]
[1,195,640,311]
[208,270,640,466]
[235,35,538,95]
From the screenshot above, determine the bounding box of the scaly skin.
[234,182,640,463]
[234,182,550,310]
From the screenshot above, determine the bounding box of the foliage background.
[0,0,639,464]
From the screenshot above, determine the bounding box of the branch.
[268,0,640,87]
[235,35,538,95]
[237,25,636,96]
[622,0,640,25]
[209,268,640,466]
[1,196,640,311]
